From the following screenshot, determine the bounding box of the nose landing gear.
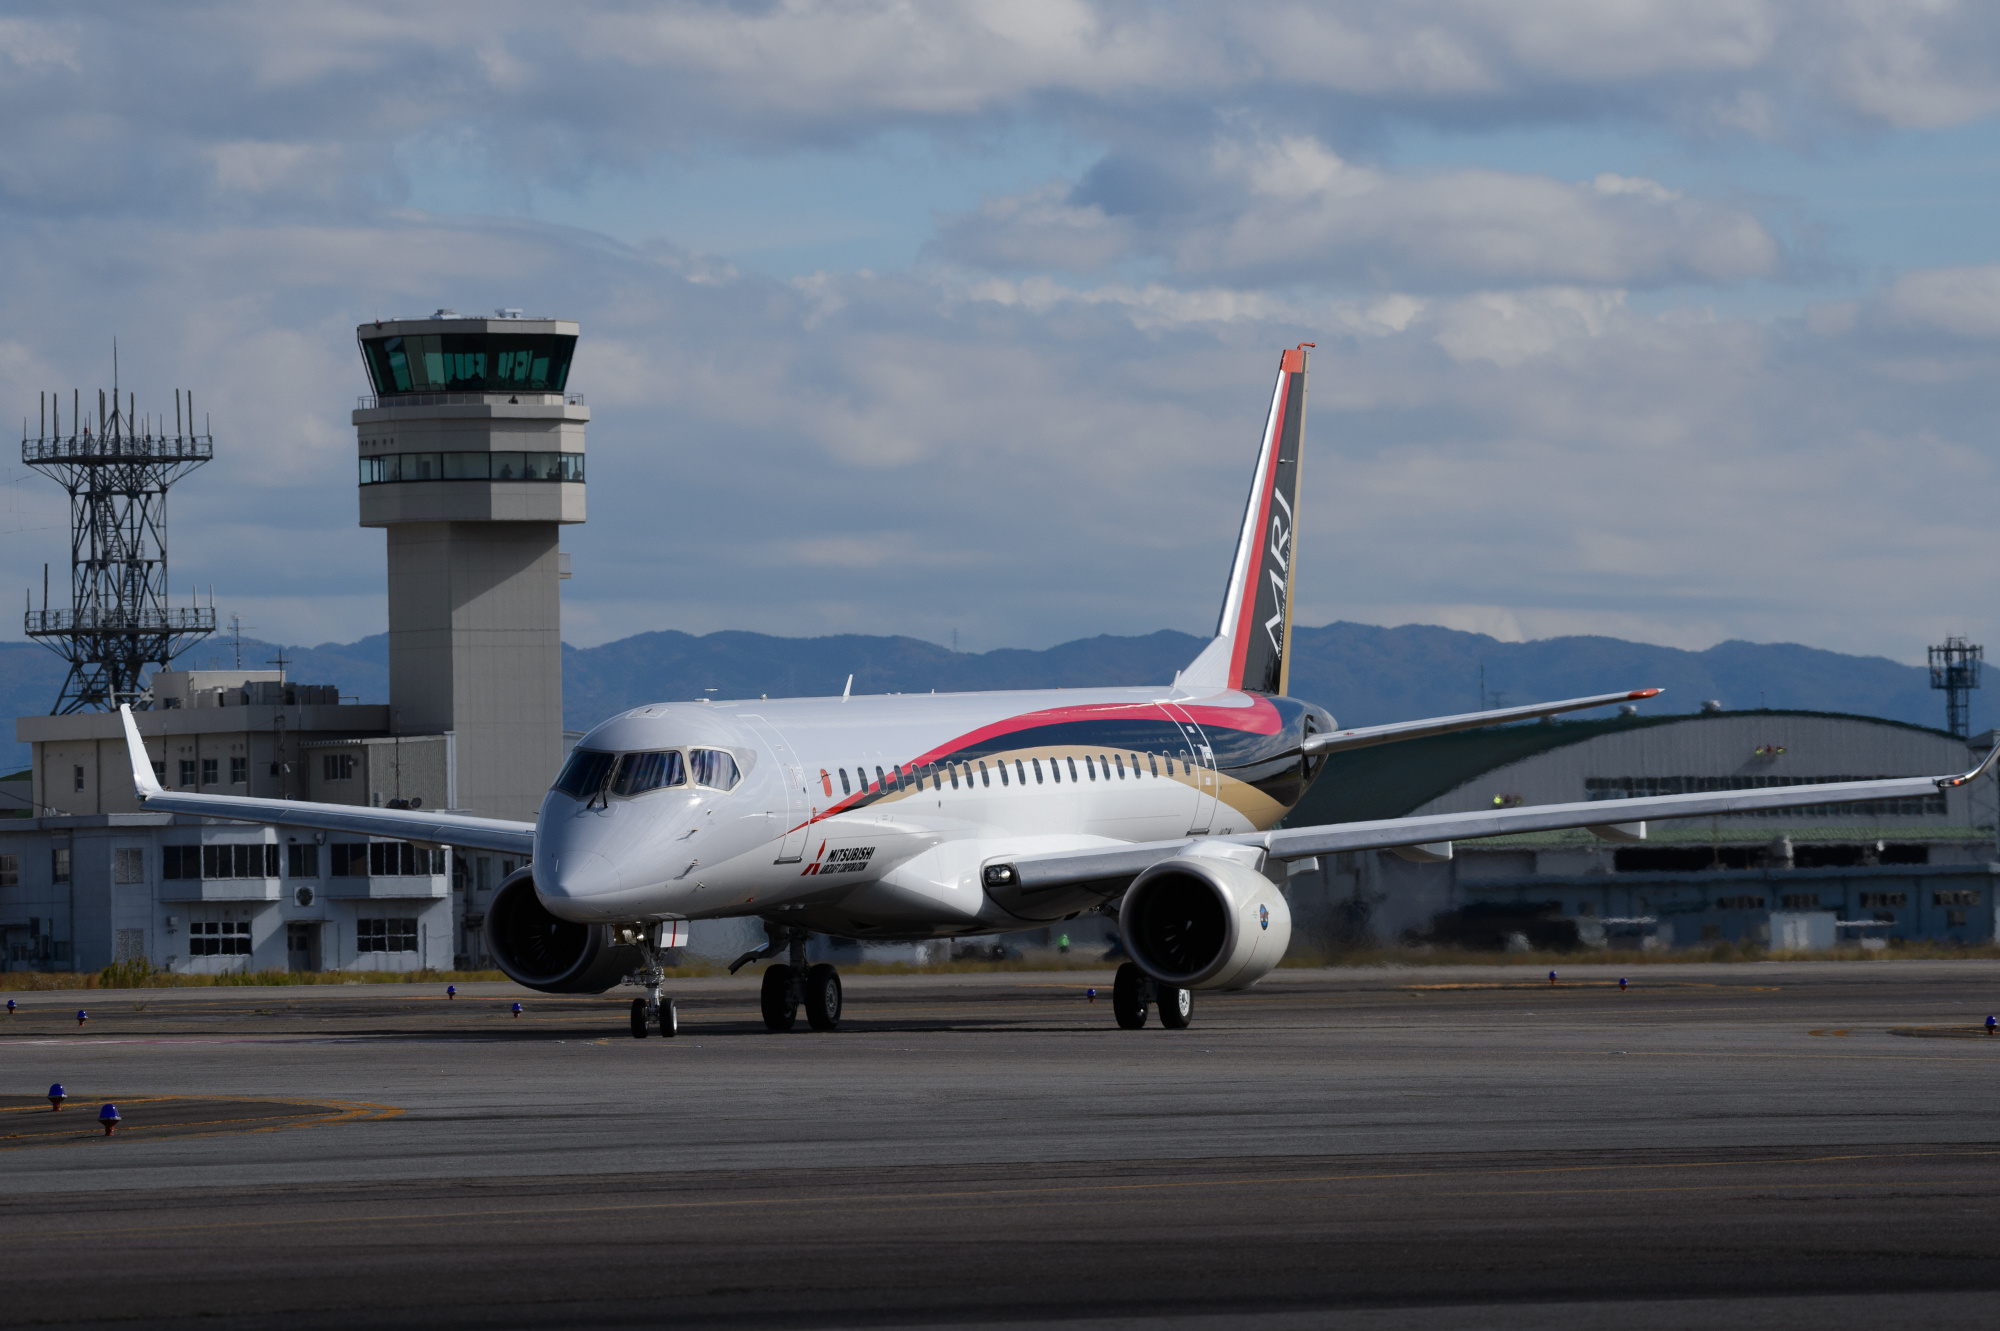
[623,922,681,1038]
[753,927,842,1032]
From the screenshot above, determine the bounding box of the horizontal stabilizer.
[1304,688,1663,755]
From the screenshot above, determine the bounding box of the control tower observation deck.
[352,313,586,821]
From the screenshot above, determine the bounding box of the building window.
[1781,894,1820,909]
[0,854,16,887]
[230,756,247,784]
[201,758,218,786]
[201,845,279,879]
[369,841,439,876]
[330,843,366,877]
[357,918,419,953]
[1948,909,1969,926]
[476,857,492,892]
[287,844,319,878]
[189,920,252,956]
[323,754,355,781]
[113,849,144,885]
[1714,895,1765,910]
[51,848,70,884]
[1933,890,1981,907]
[163,846,197,879]
[179,759,196,786]
[151,761,166,782]
[1860,892,1907,909]
[73,765,84,792]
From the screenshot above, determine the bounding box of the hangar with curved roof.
[1284,708,1998,952]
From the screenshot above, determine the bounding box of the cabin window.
[998,760,1009,786]
[1084,756,1096,780]
[1115,754,1126,778]
[1148,752,1159,776]
[1032,759,1043,784]
[874,765,887,792]
[1049,757,1061,783]
[949,765,960,790]
[1067,757,1079,782]
[838,768,852,795]
[978,760,990,788]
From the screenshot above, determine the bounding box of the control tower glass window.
[360,333,577,396]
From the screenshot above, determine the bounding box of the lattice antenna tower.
[1928,636,1983,740]
[21,355,216,713]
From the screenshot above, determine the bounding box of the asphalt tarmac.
[4,960,1999,1329]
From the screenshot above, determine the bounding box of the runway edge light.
[99,1104,119,1137]
[48,1083,65,1110]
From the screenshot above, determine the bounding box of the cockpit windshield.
[552,746,737,799]
[689,749,740,790]
[553,749,616,799]
[612,750,685,796]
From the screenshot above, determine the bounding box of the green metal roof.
[1283,709,1964,828]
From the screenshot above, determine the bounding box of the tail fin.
[1179,344,1310,695]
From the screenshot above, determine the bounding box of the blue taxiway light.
[75,1009,88,1026]
[1085,988,1096,1003]
[6,998,15,1014]
[511,1002,523,1017]
[1619,978,1628,991]
[447,985,457,1000]
[48,1082,66,1110]
[99,1103,120,1136]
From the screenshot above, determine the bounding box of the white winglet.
[120,705,163,799]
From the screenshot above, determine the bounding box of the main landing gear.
[624,924,680,1039]
[1112,961,1191,1030]
[735,925,842,1032]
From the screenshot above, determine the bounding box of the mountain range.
[0,621,1959,776]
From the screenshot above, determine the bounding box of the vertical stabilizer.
[1179,344,1309,695]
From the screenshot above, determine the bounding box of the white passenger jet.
[119,345,2000,1036]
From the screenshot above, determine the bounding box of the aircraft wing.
[989,743,2000,901]
[1303,688,1664,755]
[119,705,536,856]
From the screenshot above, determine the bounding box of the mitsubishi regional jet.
[118,345,2000,1036]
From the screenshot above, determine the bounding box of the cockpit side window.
[612,750,686,797]
[553,749,616,799]
[689,748,741,791]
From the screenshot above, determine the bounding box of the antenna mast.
[20,359,217,712]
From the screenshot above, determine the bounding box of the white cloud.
[1882,265,2000,338]
[940,135,1784,290]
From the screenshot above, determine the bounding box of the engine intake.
[484,867,642,994]
[1119,854,1292,990]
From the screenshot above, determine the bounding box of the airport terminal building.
[1,313,580,975]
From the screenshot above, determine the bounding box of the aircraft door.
[1161,704,1222,835]
[742,716,812,863]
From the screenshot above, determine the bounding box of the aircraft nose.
[548,850,623,900]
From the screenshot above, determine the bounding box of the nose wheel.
[624,923,681,1038]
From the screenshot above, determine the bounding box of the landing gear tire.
[659,997,679,1037]
[804,963,842,1031]
[1112,962,1149,1030]
[761,964,798,1032]
[1157,984,1193,1029]
[630,997,649,1039]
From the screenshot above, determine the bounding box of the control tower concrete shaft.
[352,314,586,821]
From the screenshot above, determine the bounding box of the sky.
[4,2,2000,668]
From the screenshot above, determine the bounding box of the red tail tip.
[1628,688,1663,699]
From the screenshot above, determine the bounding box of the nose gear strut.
[623,921,681,1038]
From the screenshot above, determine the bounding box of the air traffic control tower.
[352,312,586,821]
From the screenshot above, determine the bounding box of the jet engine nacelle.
[484,867,642,994]
[1118,854,1292,991]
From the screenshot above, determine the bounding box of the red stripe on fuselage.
[790,692,1288,829]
